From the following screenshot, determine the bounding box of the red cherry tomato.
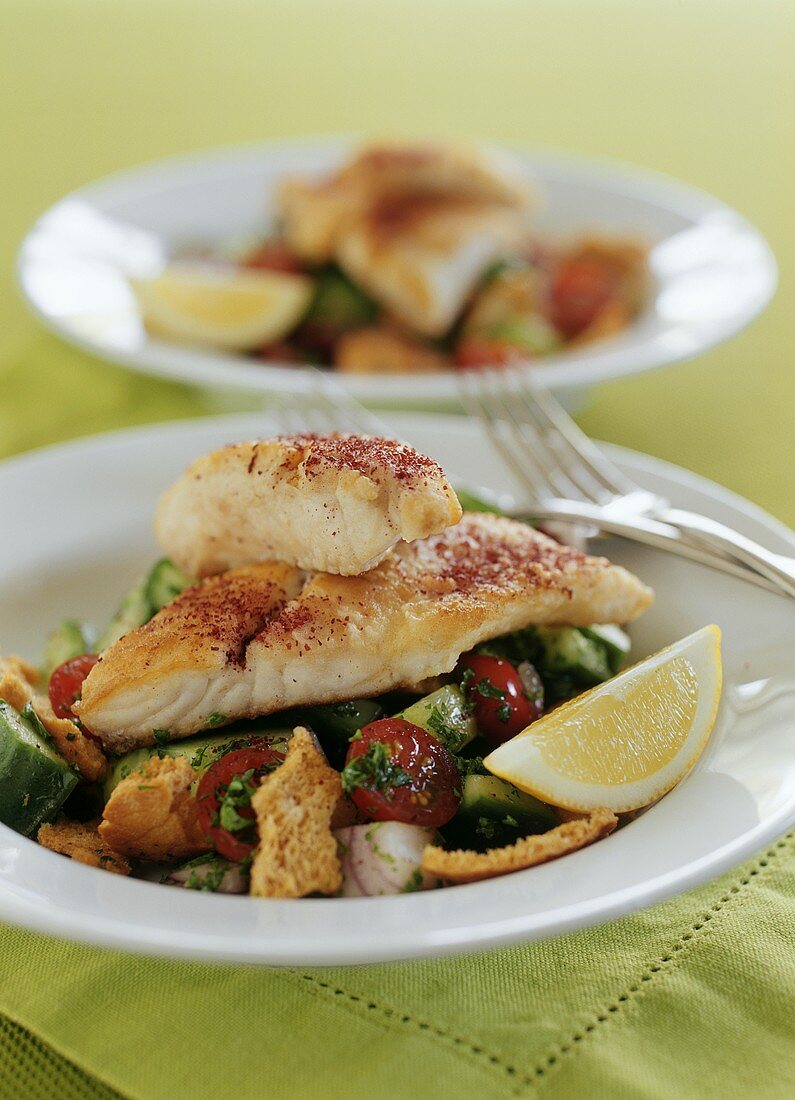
[196,744,284,862]
[453,337,524,369]
[242,240,304,275]
[548,258,615,338]
[458,654,542,745]
[48,654,99,719]
[342,718,461,828]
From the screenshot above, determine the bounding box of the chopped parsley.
[473,678,507,702]
[424,703,470,753]
[475,816,499,841]
[152,728,172,746]
[340,741,412,797]
[205,712,227,727]
[461,672,513,724]
[402,868,425,893]
[176,854,232,893]
[216,769,258,833]
[456,755,487,779]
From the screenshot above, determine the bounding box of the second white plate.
[17,138,777,403]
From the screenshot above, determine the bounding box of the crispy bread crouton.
[250,727,342,898]
[335,327,452,375]
[421,808,618,884]
[0,656,34,713]
[0,655,106,782]
[38,818,130,876]
[100,756,209,862]
[35,698,107,784]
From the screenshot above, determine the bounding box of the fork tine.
[459,369,577,500]
[481,368,592,499]
[499,370,616,503]
[517,369,637,497]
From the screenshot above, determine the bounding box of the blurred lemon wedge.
[484,625,722,813]
[132,264,313,350]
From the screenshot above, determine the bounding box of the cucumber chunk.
[446,774,557,851]
[97,558,195,652]
[302,699,384,766]
[581,624,631,675]
[42,619,96,679]
[0,701,78,836]
[103,726,294,800]
[144,559,196,612]
[304,266,378,331]
[397,685,477,753]
[533,626,613,682]
[454,488,503,515]
[97,581,152,652]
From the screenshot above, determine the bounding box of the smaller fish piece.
[155,433,462,578]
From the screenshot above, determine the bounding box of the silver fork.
[266,372,789,596]
[458,367,795,600]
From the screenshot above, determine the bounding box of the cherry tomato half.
[48,654,100,719]
[196,744,284,862]
[242,240,304,275]
[342,718,461,828]
[548,258,615,338]
[458,653,543,745]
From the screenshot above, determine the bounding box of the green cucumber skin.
[96,582,152,652]
[144,559,195,612]
[445,774,557,851]
[580,625,631,675]
[302,700,384,767]
[305,266,378,329]
[398,685,477,753]
[461,774,556,827]
[103,727,294,800]
[97,558,195,652]
[42,620,95,679]
[0,701,78,837]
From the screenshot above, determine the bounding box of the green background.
[0,2,793,1098]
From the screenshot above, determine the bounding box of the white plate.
[17,138,777,404]
[0,413,793,964]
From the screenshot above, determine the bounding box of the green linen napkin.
[0,830,793,1100]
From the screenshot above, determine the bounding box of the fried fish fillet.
[336,198,532,337]
[77,514,652,752]
[277,142,533,265]
[155,433,462,577]
[277,142,535,334]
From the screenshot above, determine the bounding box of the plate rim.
[0,411,793,965]
[16,135,779,400]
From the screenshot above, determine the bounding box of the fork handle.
[509,501,791,598]
[660,508,795,599]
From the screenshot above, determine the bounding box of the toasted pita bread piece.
[249,727,342,898]
[155,433,462,578]
[335,327,452,374]
[100,755,209,862]
[421,808,618,884]
[0,654,106,782]
[38,819,130,876]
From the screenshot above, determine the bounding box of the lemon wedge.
[132,264,313,350]
[484,625,722,813]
